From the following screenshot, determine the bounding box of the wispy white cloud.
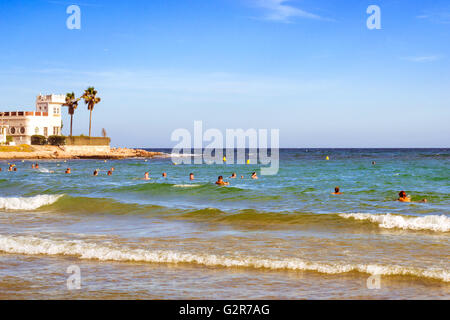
[417,11,450,24]
[250,0,323,23]
[402,55,443,63]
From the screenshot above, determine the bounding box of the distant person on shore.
[251,172,258,179]
[332,187,342,195]
[107,170,112,176]
[65,168,71,174]
[190,173,194,180]
[230,173,237,179]
[143,172,150,180]
[93,170,99,176]
[397,191,427,203]
[162,172,167,178]
[215,176,229,186]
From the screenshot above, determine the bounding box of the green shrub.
[48,135,67,146]
[31,135,47,145]
[6,136,13,143]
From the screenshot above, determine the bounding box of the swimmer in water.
[332,187,342,195]
[65,168,71,174]
[215,176,229,186]
[143,172,150,180]
[93,170,99,176]
[111,167,115,172]
[251,172,258,179]
[31,164,35,169]
[35,163,39,169]
[107,170,112,176]
[13,167,17,172]
[398,191,411,202]
[397,191,427,203]
[162,172,167,178]
[8,165,14,171]
[189,173,194,180]
[230,173,237,179]
[241,175,244,179]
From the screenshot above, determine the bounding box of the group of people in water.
[141,170,259,186]
[2,162,427,202]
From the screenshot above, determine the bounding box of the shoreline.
[0,145,164,160]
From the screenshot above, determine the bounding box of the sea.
[0,148,448,299]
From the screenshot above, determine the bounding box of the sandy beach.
[0,145,163,160]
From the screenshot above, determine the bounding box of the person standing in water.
[398,191,427,203]
[215,176,229,186]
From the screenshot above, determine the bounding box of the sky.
[0,0,449,148]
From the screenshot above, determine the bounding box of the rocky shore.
[0,145,164,160]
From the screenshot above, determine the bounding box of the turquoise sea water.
[0,149,449,299]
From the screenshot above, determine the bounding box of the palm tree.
[81,87,101,137]
[62,92,79,137]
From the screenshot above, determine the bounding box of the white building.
[0,94,64,145]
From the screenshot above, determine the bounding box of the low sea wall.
[66,136,111,146]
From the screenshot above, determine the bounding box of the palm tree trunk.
[89,109,92,137]
[70,114,73,137]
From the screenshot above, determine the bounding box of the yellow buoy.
[326,156,330,161]
[246,159,250,165]
[223,156,227,162]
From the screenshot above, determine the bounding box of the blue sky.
[0,0,449,147]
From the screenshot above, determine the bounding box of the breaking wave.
[0,195,63,211]
[0,235,448,282]
[339,213,450,232]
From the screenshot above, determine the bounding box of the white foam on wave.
[339,213,450,232]
[173,184,201,188]
[0,235,448,282]
[0,195,63,211]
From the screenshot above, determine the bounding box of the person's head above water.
[230,173,237,178]
[65,168,71,174]
[218,176,223,181]
[162,172,167,178]
[93,170,98,176]
[189,173,194,180]
[399,191,407,198]
[335,187,340,193]
[107,171,112,176]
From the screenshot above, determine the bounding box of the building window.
[10,127,15,134]
[44,127,48,137]
[20,127,25,134]
[53,127,60,135]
